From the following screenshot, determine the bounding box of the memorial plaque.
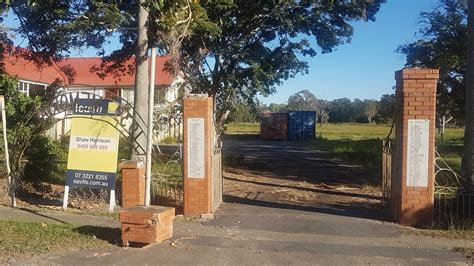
[187,118,205,178]
[406,119,430,187]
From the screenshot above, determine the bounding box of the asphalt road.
[16,202,470,265]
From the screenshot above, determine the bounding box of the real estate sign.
[65,99,120,190]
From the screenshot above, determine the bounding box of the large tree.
[397,0,467,123]
[397,0,473,181]
[288,90,318,111]
[378,93,395,122]
[363,99,379,124]
[178,1,384,129]
[1,0,385,137]
[0,1,205,157]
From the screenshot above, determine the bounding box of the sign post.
[0,96,14,207]
[63,99,120,212]
[145,47,157,206]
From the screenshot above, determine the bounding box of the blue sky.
[4,1,439,104]
[264,0,439,104]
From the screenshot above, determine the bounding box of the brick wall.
[120,161,145,208]
[392,68,439,226]
[183,96,213,216]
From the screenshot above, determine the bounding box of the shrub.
[23,136,67,184]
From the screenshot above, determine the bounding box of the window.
[29,83,47,97]
[18,82,29,95]
[17,81,47,96]
[121,88,134,105]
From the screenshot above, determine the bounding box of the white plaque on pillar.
[187,118,205,178]
[406,119,430,187]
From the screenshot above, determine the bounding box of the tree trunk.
[463,0,474,183]
[132,0,149,161]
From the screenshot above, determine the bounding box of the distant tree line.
[228,90,396,124]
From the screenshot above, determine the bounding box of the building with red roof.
[2,52,185,140]
[3,52,182,105]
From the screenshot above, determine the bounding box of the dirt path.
[222,134,383,220]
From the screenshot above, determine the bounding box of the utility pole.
[464,0,474,183]
[132,0,149,162]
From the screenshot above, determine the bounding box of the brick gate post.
[392,68,439,226]
[183,95,213,216]
[119,160,145,208]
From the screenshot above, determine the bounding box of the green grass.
[224,122,464,174]
[313,123,392,169]
[314,124,465,175]
[317,123,391,140]
[224,122,260,135]
[435,127,464,172]
[160,136,179,144]
[0,220,116,257]
[152,153,182,181]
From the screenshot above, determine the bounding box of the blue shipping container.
[288,111,316,140]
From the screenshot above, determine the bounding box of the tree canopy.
[1,0,384,122]
[288,90,318,111]
[179,0,384,124]
[398,0,467,122]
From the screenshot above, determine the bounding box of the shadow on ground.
[221,134,388,222]
[223,194,387,221]
[222,134,380,188]
[74,226,121,245]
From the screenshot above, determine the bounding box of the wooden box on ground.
[120,205,175,246]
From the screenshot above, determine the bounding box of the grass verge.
[0,220,117,258]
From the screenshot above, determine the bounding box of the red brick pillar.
[183,95,213,216]
[392,68,439,226]
[119,160,145,208]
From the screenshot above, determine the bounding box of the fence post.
[392,68,439,226]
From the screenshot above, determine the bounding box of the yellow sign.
[66,100,120,190]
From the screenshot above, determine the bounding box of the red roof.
[3,53,175,88]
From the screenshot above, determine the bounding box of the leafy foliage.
[378,94,396,123]
[3,1,129,58]
[1,1,385,129]
[227,102,259,123]
[179,0,385,125]
[288,90,318,111]
[398,0,467,122]
[23,136,67,184]
[268,103,289,113]
[363,99,379,124]
[0,74,58,181]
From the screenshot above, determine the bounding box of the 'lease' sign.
[65,99,120,190]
